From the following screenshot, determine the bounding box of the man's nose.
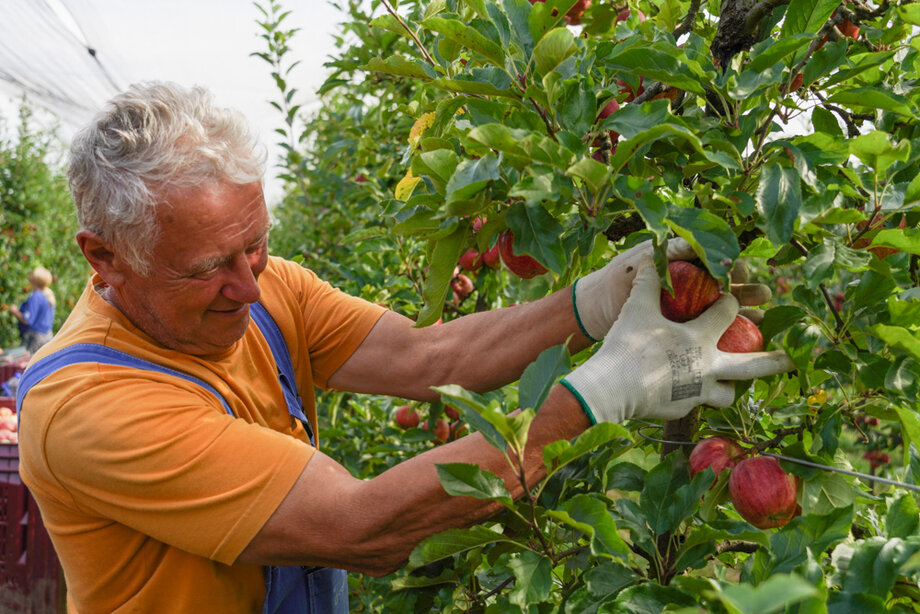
[221,252,262,304]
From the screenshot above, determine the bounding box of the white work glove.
[574,239,776,342]
[573,238,695,342]
[561,258,794,424]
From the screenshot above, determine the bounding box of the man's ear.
[76,230,129,286]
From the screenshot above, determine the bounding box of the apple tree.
[259,0,920,610]
[0,102,87,350]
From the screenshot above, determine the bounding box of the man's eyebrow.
[186,224,272,276]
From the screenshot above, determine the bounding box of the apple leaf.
[887,494,920,539]
[412,149,459,194]
[664,204,740,280]
[747,34,814,72]
[532,27,576,77]
[435,462,514,507]
[566,158,610,196]
[546,494,630,560]
[505,201,568,275]
[406,525,525,572]
[872,227,920,255]
[445,154,502,206]
[781,0,838,38]
[518,343,570,413]
[639,457,711,535]
[870,325,920,362]
[362,55,438,80]
[849,131,912,177]
[601,41,707,96]
[508,551,553,608]
[827,88,915,117]
[831,537,920,598]
[422,16,505,67]
[756,163,801,245]
[895,405,920,455]
[599,99,672,139]
[716,573,819,614]
[542,422,631,476]
[434,384,508,451]
[416,225,464,327]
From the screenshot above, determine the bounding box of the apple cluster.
[393,404,467,445]
[661,260,765,353]
[457,217,548,284]
[689,437,800,529]
[0,407,17,444]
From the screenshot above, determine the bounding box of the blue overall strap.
[250,303,314,445]
[15,343,235,416]
[248,304,349,614]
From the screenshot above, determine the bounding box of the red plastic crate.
[0,445,65,613]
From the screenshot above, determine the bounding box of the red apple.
[498,231,548,279]
[0,417,16,432]
[660,261,721,322]
[482,244,501,269]
[451,273,474,301]
[458,248,483,272]
[594,98,621,147]
[451,420,469,439]
[444,405,460,420]
[689,436,747,478]
[616,7,646,23]
[423,418,450,444]
[717,315,764,353]
[394,405,420,430]
[839,17,859,40]
[729,456,799,529]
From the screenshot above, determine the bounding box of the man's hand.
[573,239,774,342]
[562,257,794,424]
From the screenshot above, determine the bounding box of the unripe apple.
[689,436,747,478]
[717,315,764,353]
[729,456,799,529]
[459,248,483,272]
[660,261,720,322]
[394,405,420,429]
[498,231,548,279]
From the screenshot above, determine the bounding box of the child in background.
[9,266,56,354]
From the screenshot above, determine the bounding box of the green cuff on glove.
[560,378,598,425]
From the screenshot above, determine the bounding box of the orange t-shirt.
[18,257,385,613]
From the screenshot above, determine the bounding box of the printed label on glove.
[667,347,703,401]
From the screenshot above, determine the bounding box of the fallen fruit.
[689,436,747,478]
[729,456,799,529]
[717,315,764,353]
[660,261,721,322]
[498,231,548,279]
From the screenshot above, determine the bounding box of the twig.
[379,0,438,67]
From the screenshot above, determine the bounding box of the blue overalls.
[16,303,349,614]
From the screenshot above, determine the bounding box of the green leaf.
[759,305,807,343]
[603,42,707,96]
[748,34,815,72]
[800,470,857,516]
[363,55,436,80]
[422,16,505,66]
[436,462,514,506]
[897,3,920,25]
[757,163,801,244]
[429,77,518,98]
[567,158,611,194]
[871,227,920,255]
[369,13,411,36]
[416,225,464,327]
[509,170,561,206]
[507,551,553,607]
[434,384,508,451]
[611,583,698,612]
[850,131,911,177]
[718,573,819,614]
[414,149,460,192]
[827,88,915,117]
[600,99,672,139]
[887,494,920,539]
[831,536,920,597]
[547,494,630,559]
[505,201,568,274]
[519,343,571,412]
[664,204,740,280]
[781,0,839,38]
[870,324,920,361]
[893,405,920,458]
[640,456,709,535]
[544,422,632,475]
[445,154,502,205]
[785,324,822,374]
[532,27,576,76]
[406,525,522,572]
[467,123,576,169]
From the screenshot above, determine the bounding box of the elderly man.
[17,82,792,613]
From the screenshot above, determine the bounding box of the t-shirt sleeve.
[36,368,312,565]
